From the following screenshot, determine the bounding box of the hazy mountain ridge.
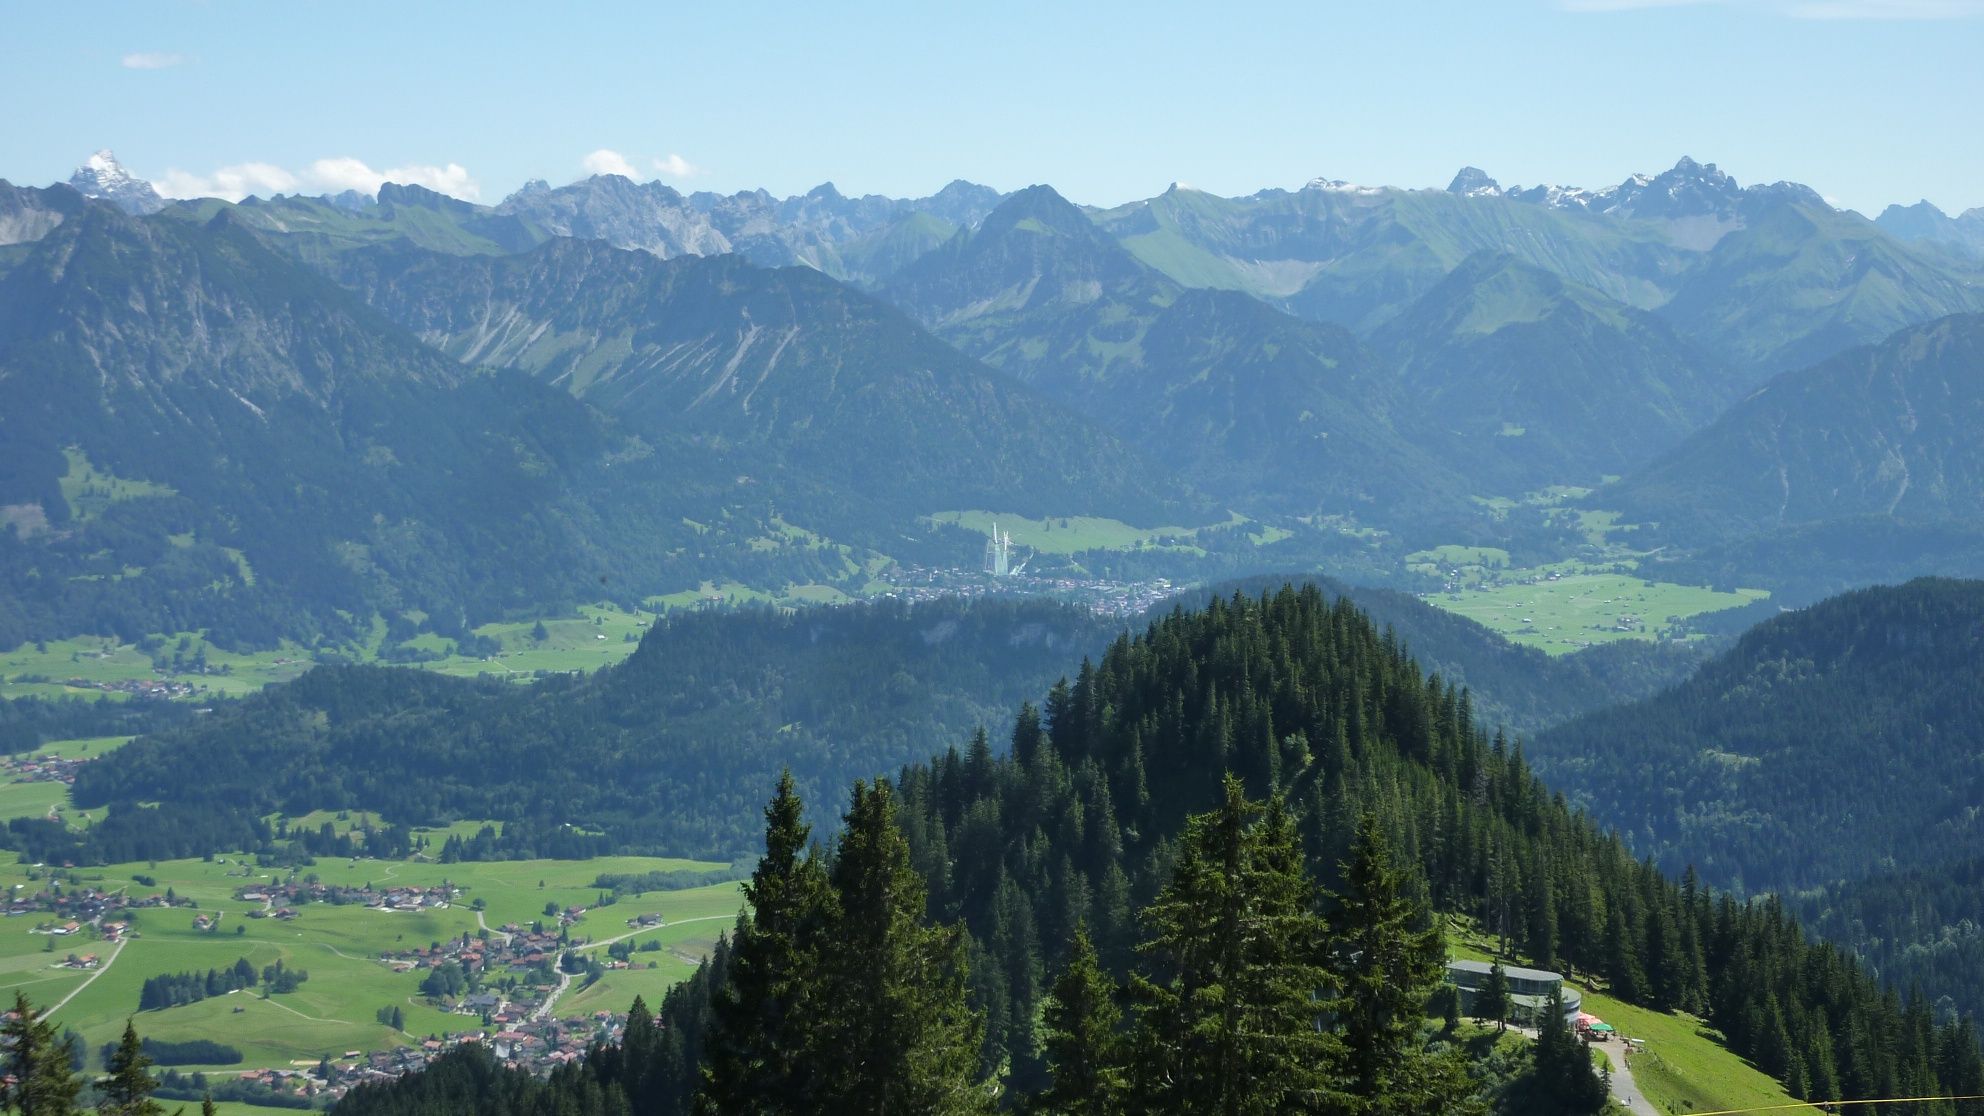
[1604,312,1984,542]
[884,185,1483,523]
[0,200,922,649]
[321,233,1186,521]
[495,174,1008,284]
[1371,249,1732,489]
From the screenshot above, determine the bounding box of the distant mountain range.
[7,149,1984,648]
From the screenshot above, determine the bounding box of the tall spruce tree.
[1,993,82,1116]
[1479,962,1511,1034]
[700,770,833,1115]
[1125,777,1348,1115]
[1528,985,1608,1113]
[1035,926,1125,1115]
[97,1021,165,1116]
[815,779,990,1114]
[1328,814,1474,1113]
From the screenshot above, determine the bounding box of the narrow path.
[530,969,573,1022]
[45,937,127,1019]
[1603,1040,1652,1112]
[476,909,512,946]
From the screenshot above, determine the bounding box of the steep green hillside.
[1605,313,1984,543]
[1660,201,1984,380]
[1093,180,1686,331]
[163,182,550,262]
[1372,250,1730,490]
[1529,578,1984,893]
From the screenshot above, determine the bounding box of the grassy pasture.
[1445,922,1810,1114]
[0,736,128,827]
[1422,571,1766,654]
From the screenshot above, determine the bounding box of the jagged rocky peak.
[65,149,166,215]
[1605,155,1744,218]
[1447,166,1501,197]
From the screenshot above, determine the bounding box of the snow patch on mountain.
[65,150,167,215]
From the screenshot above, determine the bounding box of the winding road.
[524,913,738,1021]
[44,936,127,1019]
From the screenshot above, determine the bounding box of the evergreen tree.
[1479,962,1511,1033]
[814,779,989,1114]
[1125,777,1348,1115]
[700,770,834,1115]
[97,1021,166,1116]
[1328,813,1451,1105]
[1,993,83,1116]
[1035,927,1124,1115]
[1528,986,1608,1113]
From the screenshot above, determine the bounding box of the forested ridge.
[328,586,1984,1114]
[1528,577,1984,893]
[14,598,1116,863]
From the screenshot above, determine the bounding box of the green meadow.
[0,603,661,702]
[1420,568,1766,654]
[1444,922,1811,1115]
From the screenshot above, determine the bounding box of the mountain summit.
[65,149,165,215]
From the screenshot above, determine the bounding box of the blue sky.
[3,0,1980,214]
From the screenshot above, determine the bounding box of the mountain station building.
[1445,959,1581,1027]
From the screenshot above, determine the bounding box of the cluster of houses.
[380,919,573,990]
[59,676,200,699]
[234,879,460,913]
[0,750,94,788]
[880,564,1178,617]
[237,1009,635,1104]
[8,882,186,933]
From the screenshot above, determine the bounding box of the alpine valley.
[6,144,1984,1116]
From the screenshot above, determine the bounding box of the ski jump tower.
[983,522,1014,577]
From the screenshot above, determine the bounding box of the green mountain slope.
[1658,200,1984,379]
[1092,180,1687,333]
[1528,577,1984,893]
[1371,250,1731,489]
[162,182,551,264]
[1604,313,1984,542]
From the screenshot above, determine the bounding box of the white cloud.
[653,153,701,179]
[155,163,299,202]
[306,157,480,200]
[582,148,641,179]
[121,51,189,70]
[152,157,481,203]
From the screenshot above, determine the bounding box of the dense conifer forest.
[6,598,1116,864]
[1529,578,1984,892]
[318,587,1984,1114]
